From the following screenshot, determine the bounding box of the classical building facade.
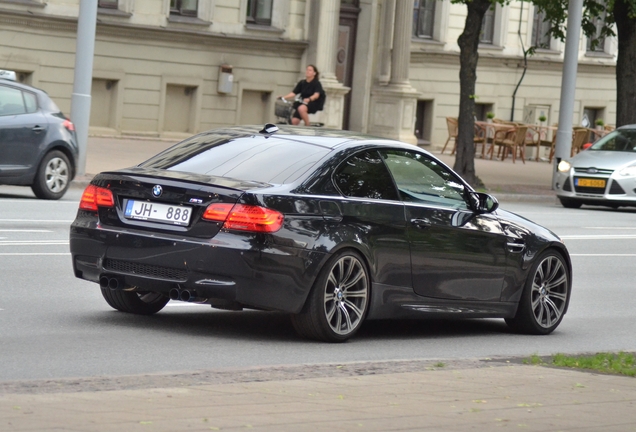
[0,0,617,148]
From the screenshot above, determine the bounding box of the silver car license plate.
[124,200,192,226]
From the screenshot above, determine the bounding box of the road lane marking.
[0,219,73,223]
[570,254,636,257]
[166,302,209,308]
[560,235,636,240]
[0,229,53,232]
[582,227,636,230]
[0,241,68,245]
[0,252,71,256]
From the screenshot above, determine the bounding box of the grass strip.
[524,352,636,377]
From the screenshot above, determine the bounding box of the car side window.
[380,150,468,209]
[23,92,38,114]
[0,85,27,116]
[334,150,399,200]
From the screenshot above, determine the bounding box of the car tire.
[101,288,169,315]
[505,250,570,335]
[31,150,72,200]
[291,250,370,342]
[558,197,582,209]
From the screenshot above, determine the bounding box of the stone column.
[368,0,419,144]
[390,0,412,86]
[306,0,349,129]
[378,0,395,85]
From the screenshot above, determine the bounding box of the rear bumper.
[70,223,327,314]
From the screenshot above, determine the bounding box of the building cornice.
[410,49,615,74]
[0,8,308,54]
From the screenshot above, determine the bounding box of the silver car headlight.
[618,165,636,177]
[557,160,572,173]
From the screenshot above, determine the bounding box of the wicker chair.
[441,117,458,154]
[489,125,529,163]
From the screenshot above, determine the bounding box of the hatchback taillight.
[79,185,114,212]
[202,203,284,233]
[63,119,75,132]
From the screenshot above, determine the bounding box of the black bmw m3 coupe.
[70,125,572,342]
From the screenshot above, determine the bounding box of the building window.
[170,0,198,17]
[98,0,118,8]
[474,103,493,122]
[412,0,436,39]
[246,0,273,26]
[480,5,495,44]
[532,8,551,49]
[586,12,607,52]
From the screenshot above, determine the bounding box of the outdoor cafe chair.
[488,125,529,163]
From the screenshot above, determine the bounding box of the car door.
[0,84,48,178]
[331,149,411,288]
[380,149,507,301]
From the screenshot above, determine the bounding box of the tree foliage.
[449,0,636,186]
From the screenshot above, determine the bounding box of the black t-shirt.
[293,79,324,106]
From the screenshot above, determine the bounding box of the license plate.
[575,178,606,188]
[124,200,192,226]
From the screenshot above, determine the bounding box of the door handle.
[32,125,45,133]
[410,218,431,229]
[506,240,525,253]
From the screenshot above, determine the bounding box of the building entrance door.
[337,1,359,130]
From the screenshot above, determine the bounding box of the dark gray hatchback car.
[0,77,78,199]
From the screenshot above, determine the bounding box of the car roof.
[189,125,414,150]
[0,78,46,95]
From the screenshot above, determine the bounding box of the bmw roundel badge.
[152,185,163,197]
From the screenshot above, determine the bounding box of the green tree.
[451,0,633,186]
[451,0,503,187]
[533,0,636,127]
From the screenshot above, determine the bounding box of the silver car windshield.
[590,130,636,152]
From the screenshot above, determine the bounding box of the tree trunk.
[454,0,492,188]
[614,0,636,127]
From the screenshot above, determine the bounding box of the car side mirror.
[468,192,499,214]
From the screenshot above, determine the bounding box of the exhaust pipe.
[169,288,181,301]
[108,278,120,290]
[180,290,192,302]
[99,275,123,290]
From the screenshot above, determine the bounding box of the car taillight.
[63,119,75,132]
[202,203,284,233]
[79,185,114,212]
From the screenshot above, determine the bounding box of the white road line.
[582,227,636,230]
[166,302,209,308]
[0,242,69,246]
[0,219,73,223]
[561,235,636,240]
[0,253,70,256]
[0,230,53,232]
[571,254,636,257]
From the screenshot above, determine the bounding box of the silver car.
[555,125,636,208]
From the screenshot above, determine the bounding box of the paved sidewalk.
[1,359,635,431]
[79,136,558,202]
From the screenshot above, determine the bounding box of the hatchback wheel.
[506,250,570,335]
[101,288,169,315]
[32,150,71,200]
[292,251,369,342]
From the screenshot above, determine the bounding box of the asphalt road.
[1,185,635,382]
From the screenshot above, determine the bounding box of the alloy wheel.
[323,255,368,335]
[531,256,568,328]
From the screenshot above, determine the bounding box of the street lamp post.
[553,0,584,188]
[70,0,98,177]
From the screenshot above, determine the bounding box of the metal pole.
[552,0,583,188]
[71,0,98,176]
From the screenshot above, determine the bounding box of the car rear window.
[140,133,331,185]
